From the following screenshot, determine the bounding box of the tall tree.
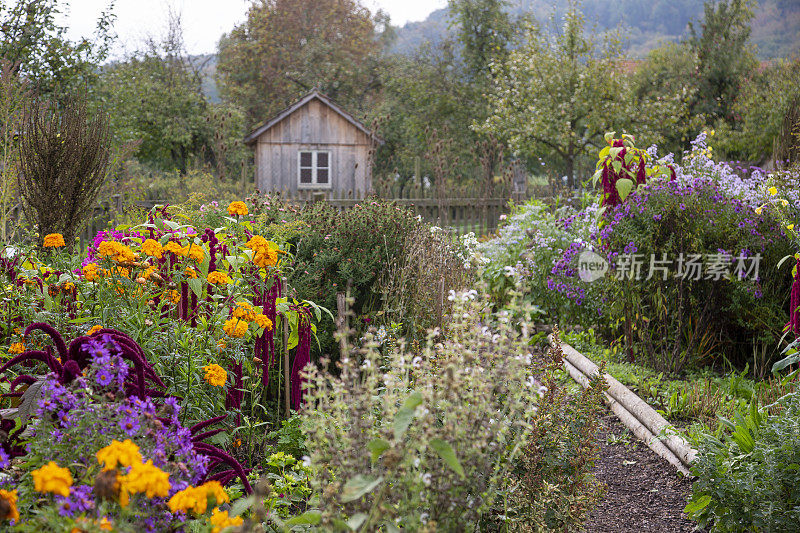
[216,0,381,128]
[480,9,631,188]
[0,0,115,97]
[688,0,758,123]
[481,5,689,187]
[99,15,215,173]
[447,0,513,79]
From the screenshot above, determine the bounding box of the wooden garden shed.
[244,90,383,196]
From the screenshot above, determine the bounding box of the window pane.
[317,152,329,168]
[300,168,312,183]
[317,168,329,184]
[300,152,312,167]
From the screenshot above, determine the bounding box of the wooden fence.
[6,186,520,249]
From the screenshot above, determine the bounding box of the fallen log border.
[550,336,697,477]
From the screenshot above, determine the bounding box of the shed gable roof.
[244,90,383,146]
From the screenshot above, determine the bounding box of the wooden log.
[562,358,691,477]
[558,341,697,467]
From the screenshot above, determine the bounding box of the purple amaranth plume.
[787,258,800,338]
[290,310,312,410]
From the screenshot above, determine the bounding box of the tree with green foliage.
[447,0,514,79]
[480,9,637,188]
[99,15,246,175]
[715,58,800,162]
[0,0,114,97]
[632,42,704,155]
[216,0,383,128]
[688,0,758,123]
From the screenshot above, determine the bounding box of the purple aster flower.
[0,448,9,468]
[55,485,94,517]
[119,413,141,436]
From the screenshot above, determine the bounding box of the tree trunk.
[565,155,575,190]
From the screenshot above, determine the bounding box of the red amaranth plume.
[290,310,312,410]
[787,258,800,338]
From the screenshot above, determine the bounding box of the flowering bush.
[479,200,601,326]
[1,335,245,531]
[297,291,604,531]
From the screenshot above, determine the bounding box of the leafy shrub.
[687,393,800,532]
[298,293,604,531]
[510,334,607,531]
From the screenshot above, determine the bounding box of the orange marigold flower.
[43,233,66,248]
[165,290,181,304]
[119,459,170,500]
[183,244,205,263]
[86,325,103,336]
[207,271,232,285]
[246,235,268,251]
[227,201,248,216]
[254,314,273,331]
[223,318,247,338]
[163,241,185,256]
[8,342,24,354]
[83,263,100,281]
[168,482,230,516]
[185,267,198,279]
[141,239,163,258]
[232,302,256,322]
[217,339,227,351]
[97,241,135,263]
[0,489,19,523]
[253,246,278,268]
[210,507,243,533]
[203,364,227,387]
[32,461,73,497]
[96,439,142,471]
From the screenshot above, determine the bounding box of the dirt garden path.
[584,414,698,532]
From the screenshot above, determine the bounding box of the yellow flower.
[141,239,163,258]
[97,241,135,263]
[254,314,273,331]
[788,224,795,231]
[781,199,789,207]
[32,461,73,497]
[203,364,227,387]
[768,186,778,196]
[755,206,763,214]
[207,271,232,285]
[223,318,248,338]
[86,325,103,336]
[232,302,256,322]
[83,263,100,282]
[119,459,170,500]
[0,489,19,523]
[168,482,230,516]
[43,233,66,248]
[8,342,24,354]
[163,241,185,256]
[227,201,248,216]
[210,507,243,533]
[183,244,205,263]
[253,246,278,268]
[246,235,268,251]
[96,439,143,471]
[99,517,113,531]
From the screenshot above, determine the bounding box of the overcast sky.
[53,0,448,58]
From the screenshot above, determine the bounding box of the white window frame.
[297,150,332,189]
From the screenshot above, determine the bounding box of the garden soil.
[584,414,699,532]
